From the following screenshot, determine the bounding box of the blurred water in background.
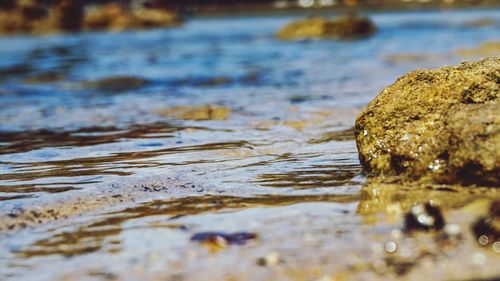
[0,9,498,131]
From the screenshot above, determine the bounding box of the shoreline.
[187,4,500,19]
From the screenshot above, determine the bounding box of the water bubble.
[385,241,397,253]
[493,242,500,253]
[428,159,442,172]
[478,235,489,246]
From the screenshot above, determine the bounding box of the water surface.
[0,9,499,281]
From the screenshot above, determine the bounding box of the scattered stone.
[171,76,233,88]
[404,202,445,233]
[156,105,231,121]
[190,232,258,250]
[256,251,283,266]
[472,200,499,247]
[354,57,499,186]
[22,71,65,84]
[276,15,376,41]
[81,76,150,93]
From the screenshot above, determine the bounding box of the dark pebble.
[472,200,499,246]
[190,231,258,245]
[404,201,445,232]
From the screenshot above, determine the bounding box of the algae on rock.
[354,57,500,186]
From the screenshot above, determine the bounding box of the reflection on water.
[256,163,361,189]
[16,193,358,258]
[308,127,355,144]
[357,182,500,220]
[0,122,210,155]
[0,122,248,197]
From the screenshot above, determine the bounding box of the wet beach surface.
[0,9,499,280]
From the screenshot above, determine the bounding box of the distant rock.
[156,105,231,121]
[81,76,150,93]
[0,1,182,35]
[463,17,498,28]
[276,15,376,41]
[457,41,500,58]
[22,71,65,84]
[354,57,499,186]
[83,3,182,31]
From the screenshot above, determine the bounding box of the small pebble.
[404,201,445,232]
[256,251,282,266]
[190,231,258,246]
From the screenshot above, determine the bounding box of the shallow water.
[0,9,499,281]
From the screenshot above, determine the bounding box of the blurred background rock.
[0,0,499,35]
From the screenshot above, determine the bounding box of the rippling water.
[0,9,499,281]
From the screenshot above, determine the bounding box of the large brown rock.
[354,57,500,186]
[276,15,376,41]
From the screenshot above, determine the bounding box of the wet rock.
[171,76,233,88]
[404,202,445,232]
[22,71,64,84]
[0,2,36,34]
[83,3,182,31]
[472,200,499,247]
[81,76,150,93]
[384,53,452,64]
[354,57,500,186]
[276,15,376,41]
[156,105,231,121]
[190,232,258,249]
[457,41,500,58]
[0,1,182,35]
[19,1,47,21]
[53,0,84,32]
[0,1,59,35]
[0,63,34,80]
[463,17,498,28]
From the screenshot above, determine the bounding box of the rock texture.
[354,57,500,186]
[276,15,376,41]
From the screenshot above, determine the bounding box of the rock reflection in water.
[256,163,361,189]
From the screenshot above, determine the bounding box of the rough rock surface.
[354,56,500,186]
[276,15,376,41]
